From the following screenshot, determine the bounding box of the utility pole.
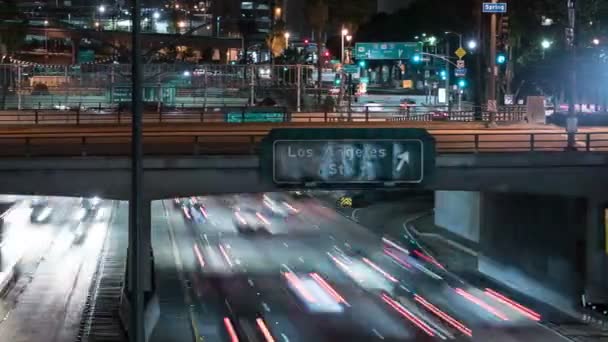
[129,0,145,341]
[488,0,498,124]
[445,39,451,114]
[566,0,578,150]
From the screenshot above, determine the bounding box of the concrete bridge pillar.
[435,191,608,312]
[119,199,159,342]
[584,198,608,304]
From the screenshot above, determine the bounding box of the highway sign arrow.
[396,151,410,172]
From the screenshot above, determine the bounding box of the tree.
[306,0,329,104]
[0,0,26,109]
[266,20,288,58]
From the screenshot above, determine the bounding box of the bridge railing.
[0,105,527,125]
[0,131,605,157]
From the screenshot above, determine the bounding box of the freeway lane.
[154,192,571,341]
[0,197,113,342]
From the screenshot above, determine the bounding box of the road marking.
[312,225,320,230]
[262,302,271,312]
[406,223,478,257]
[281,333,290,342]
[371,328,385,339]
[351,209,361,222]
[283,242,289,248]
[298,257,305,263]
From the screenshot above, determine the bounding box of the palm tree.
[306,0,329,105]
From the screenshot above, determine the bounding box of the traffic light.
[358,60,366,68]
[304,39,309,45]
[439,70,447,80]
[457,78,467,88]
[496,53,507,64]
[412,54,422,63]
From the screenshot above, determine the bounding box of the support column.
[71,38,81,65]
[120,199,159,341]
[584,198,608,304]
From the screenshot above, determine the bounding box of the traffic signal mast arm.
[415,52,460,68]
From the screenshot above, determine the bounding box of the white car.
[233,208,270,234]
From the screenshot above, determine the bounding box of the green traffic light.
[412,54,421,63]
[358,60,366,68]
[457,79,467,88]
[496,54,507,64]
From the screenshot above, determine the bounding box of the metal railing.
[0,105,527,125]
[0,131,604,157]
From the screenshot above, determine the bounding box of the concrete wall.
[479,193,587,310]
[434,191,480,243]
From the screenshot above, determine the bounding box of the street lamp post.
[44,20,49,60]
[444,31,464,115]
[284,32,290,49]
[566,0,577,150]
[341,27,348,64]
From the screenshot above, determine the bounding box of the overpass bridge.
[0,122,606,339]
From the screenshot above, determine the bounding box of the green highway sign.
[226,112,285,123]
[343,64,360,74]
[354,42,421,60]
[261,128,435,188]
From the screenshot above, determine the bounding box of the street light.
[284,32,290,48]
[467,40,478,50]
[153,11,160,19]
[444,31,463,48]
[341,27,349,63]
[183,70,191,77]
[98,5,106,14]
[592,38,600,45]
[178,20,186,29]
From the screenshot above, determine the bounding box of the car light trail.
[199,206,208,218]
[328,253,359,281]
[362,257,398,283]
[310,273,349,305]
[256,212,270,225]
[381,294,436,337]
[219,244,234,267]
[413,250,445,270]
[234,211,247,225]
[284,272,317,303]
[414,295,473,337]
[455,288,509,321]
[256,318,276,342]
[193,244,205,268]
[383,248,412,269]
[182,207,191,220]
[484,288,541,321]
[223,317,239,342]
[282,201,299,213]
[382,237,410,255]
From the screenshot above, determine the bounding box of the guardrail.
[0,106,526,125]
[0,131,605,157]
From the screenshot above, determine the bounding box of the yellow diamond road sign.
[455,47,467,59]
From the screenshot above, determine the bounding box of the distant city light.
[178,21,186,28]
[592,38,600,45]
[44,20,49,26]
[467,40,477,50]
[94,21,100,27]
[183,70,191,77]
[98,5,106,13]
[153,11,160,19]
[541,39,552,49]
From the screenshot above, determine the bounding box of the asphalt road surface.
[151,193,571,342]
[0,197,114,342]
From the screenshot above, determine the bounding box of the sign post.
[261,128,435,188]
